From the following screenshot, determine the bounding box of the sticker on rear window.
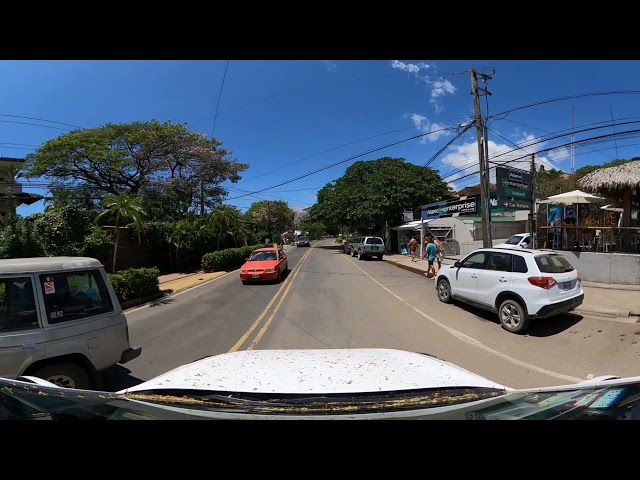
[44,281,55,294]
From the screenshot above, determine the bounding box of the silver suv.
[350,236,385,260]
[0,256,141,389]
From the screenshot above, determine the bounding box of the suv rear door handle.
[499,277,508,282]
[471,274,477,279]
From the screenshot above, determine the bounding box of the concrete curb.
[384,259,433,278]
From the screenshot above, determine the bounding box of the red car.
[239,246,289,284]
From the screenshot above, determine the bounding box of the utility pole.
[470,68,494,248]
[529,153,537,249]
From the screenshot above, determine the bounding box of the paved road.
[102,238,640,391]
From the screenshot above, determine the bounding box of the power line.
[226,125,460,201]
[211,60,230,138]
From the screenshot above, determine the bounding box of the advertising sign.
[421,197,478,220]
[496,166,531,201]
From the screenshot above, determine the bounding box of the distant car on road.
[296,236,310,247]
[493,233,531,249]
[240,246,289,284]
[435,247,583,334]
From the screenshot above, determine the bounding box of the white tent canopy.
[539,189,607,205]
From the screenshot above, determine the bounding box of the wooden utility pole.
[470,68,494,247]
[529,153,537,249]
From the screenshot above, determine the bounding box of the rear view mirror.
[454,261,461,268]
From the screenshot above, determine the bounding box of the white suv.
[435,247,584,334]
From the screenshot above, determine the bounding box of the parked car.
[494,233,531,249]
[0,256,142,390]
[2,347,639,420]
[350,236,385,260]
[342,238,354,255]
[239,246,289,284]
[296,235,310,247]
[435,247,584,334]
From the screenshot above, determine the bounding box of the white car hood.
[120,348,508,395]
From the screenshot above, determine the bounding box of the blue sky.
[2,59,640,217]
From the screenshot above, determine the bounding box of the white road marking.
[346,257,583,384]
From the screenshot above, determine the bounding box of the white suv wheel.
[498,299,530,334]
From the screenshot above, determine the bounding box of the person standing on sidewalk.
[425,236,438,278]
[408,236,419,262]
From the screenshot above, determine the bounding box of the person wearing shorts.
[408,236,418,262]
[425,236,437,277]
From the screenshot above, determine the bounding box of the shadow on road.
[453,302,584,336]
[316,244,345,251]
[149,297,176,307]
[100,365,146,392]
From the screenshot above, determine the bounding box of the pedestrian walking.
[408,236,419,262]
[425,236,437,278]
[434,237,443,271]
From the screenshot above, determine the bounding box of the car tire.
[29,363,91,390]
[498,298,530,334]
[358,249,364,260]
[351,249,356,257]
[377,255,383,260]
[242,280,248,285]
[437,278,453,304]
[277,269,283,283]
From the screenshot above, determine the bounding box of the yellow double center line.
[228,246,314,352]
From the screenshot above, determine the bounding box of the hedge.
[202,243,272,272]
[108,267,160,303]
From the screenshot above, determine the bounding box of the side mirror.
[454,261,461,268]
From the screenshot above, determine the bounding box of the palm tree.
[95,194,148,273]
[208,206,251,250]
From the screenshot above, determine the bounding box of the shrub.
[202,243,271,272]
[108,266,160,303]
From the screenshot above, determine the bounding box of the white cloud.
[436,133,560,191]
[407,113,452,143]
[548,146,570,162]
[390,60,430,74]
[427,78,456,113]
[322,60,337,72]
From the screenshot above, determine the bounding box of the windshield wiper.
[123,387,507,415]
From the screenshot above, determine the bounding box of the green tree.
[24,119,249,214]
[312,157,452,240]
[208,206,251,250]
[0,214,46,258]
[95,194,148,273]
[245,200,295,235]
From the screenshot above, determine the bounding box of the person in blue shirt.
[425,236,438,278]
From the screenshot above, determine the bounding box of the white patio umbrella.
[542,189,607,205]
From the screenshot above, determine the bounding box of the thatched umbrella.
[579,159,640,227]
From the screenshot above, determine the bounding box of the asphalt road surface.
[102,238,640,391]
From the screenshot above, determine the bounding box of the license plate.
[371,246,378,250]
[251,274,260,279]
[561,281,573,290]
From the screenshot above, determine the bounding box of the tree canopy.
[310,157,453,234]
[245,200,295,234]
[25,119,249,214]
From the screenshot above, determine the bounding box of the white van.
[0,256,141,389]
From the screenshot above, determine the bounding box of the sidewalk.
[383,252,640,322]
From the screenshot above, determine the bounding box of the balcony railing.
[538,226,640,254]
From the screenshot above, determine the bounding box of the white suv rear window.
[365,238,383,245]
[535,254,574,274]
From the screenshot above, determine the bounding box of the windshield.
[504,235,526,245]
[248,251,277,261]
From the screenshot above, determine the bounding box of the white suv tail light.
[528,276,557,289]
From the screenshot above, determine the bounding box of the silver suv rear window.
[365,238,383,245]
[534,254,574,274]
